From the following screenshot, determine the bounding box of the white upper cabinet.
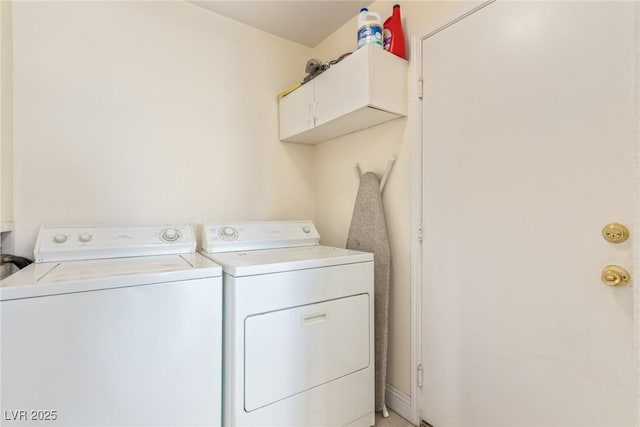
[278,82,315,140]
[278,45,408,144]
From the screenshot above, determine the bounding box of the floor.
[375,410,415,427]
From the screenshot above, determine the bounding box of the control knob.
[54,234,68,244]
[161,228,181,242]
[218,226,238,241]
[79,233,92,243]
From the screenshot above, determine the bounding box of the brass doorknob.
[601,265,631,287]
[602,223,629,243]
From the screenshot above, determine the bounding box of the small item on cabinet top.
[276,58,327,99]
[357,8,383,49]
[277,82,302,99]
[328,52,353,66]
[383,4,406,59]
[275,52,352,99]
[303,58,329,83]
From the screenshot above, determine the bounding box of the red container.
[383,4,406,59]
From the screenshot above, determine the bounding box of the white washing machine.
[0,225,223,426]
[200,221,375,427]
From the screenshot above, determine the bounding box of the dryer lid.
[203,245,372,277]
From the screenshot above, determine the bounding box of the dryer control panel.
[34,225,196,262]
[202,220,320,253]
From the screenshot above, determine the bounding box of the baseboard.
[385,383,414,424]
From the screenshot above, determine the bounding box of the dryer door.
[244,293,370,411]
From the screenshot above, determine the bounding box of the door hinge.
[418,225,423,243]
[417,78,424,100]
[417,364,424,388]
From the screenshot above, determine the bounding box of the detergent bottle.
[383,4,406,59]
[357,8,383,49]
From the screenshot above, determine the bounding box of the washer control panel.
[35,225,196,262]
[202,221,320,253]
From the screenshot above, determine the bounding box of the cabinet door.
[278,82,315,140]
[313,49,369,127]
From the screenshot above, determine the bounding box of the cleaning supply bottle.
[383,4,406,59]
[357,8,383,49]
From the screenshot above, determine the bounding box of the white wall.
[1,0,13,228]
[12,1,314,257]
[1,0,15,278]
[312,1,474,396]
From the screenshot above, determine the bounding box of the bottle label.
[358,24,383,48]
[383,28,392,50]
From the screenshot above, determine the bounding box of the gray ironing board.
[346,171,391,415]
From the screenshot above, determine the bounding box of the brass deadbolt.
[602,223,629,243]
[601,265,631,287]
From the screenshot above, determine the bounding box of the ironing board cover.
[346,171,391,412]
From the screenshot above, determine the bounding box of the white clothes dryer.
[200,221,374,427]
[1,225,223,426]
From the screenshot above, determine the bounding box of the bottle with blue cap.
[357,8,383,49]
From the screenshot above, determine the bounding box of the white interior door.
[420,2,637,426]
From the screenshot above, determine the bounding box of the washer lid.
[203,245,373,277]
[0,253,222,301]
